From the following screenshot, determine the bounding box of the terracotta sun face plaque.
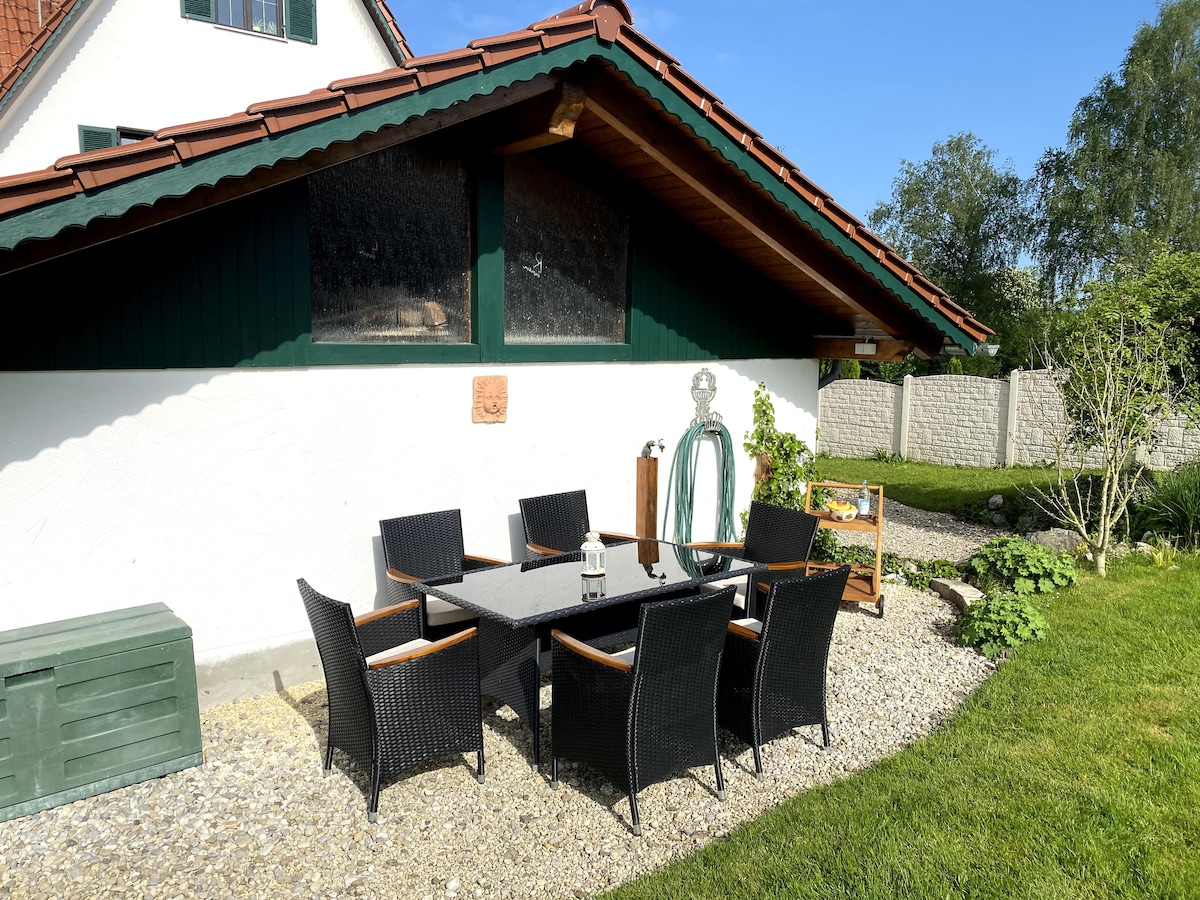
[472,375,508,423]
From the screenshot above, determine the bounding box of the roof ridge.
[0,0,989,344]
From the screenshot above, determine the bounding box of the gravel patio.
[1,505,997,899]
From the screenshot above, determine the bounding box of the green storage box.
[0,603,203,822]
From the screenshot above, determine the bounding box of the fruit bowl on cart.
[826,500,858,522]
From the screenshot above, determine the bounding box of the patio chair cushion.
[730,617,762,635]
[363,637,430,667]
[426,598,477,628]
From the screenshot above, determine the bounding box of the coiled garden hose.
[661,421,738,545]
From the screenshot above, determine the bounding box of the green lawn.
[602,462,1200,900]
[816,456,1068,516]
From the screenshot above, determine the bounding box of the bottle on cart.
[857,480,871,517]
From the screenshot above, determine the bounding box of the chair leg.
[714,754,727,801]
[752,743,764,781]
[367,762,382,824]
[476,750,486,784]
[550,757,559,789]
[628,790,642,837]
[821,720,831,748]
[323,743,334,775]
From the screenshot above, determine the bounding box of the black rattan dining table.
[417,539,765,771]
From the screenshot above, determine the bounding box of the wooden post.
[635,456,658,539]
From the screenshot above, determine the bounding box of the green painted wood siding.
[2,183,310,371]
[0,170,794,371]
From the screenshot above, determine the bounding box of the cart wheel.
[876,595,885,618]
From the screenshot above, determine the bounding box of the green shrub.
[908,558,964,590]
[1136,459,1200,549]
[956,590,1048,659]
[841,358,861,379]
[968,535,1076,595]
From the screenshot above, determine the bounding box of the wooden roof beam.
[492,83,587,155]
[581,80,919,340]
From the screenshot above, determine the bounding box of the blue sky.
[392,0,1163,222]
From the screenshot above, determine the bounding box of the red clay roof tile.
[468,29,544,67]
[612,25,677,74]
[329,68,420,110]
[54,138,179,191]
[529,14,597,50]
[246,90,349,134]
[403,46,484,88]
[0,165,79,215]
[156,113,270,161]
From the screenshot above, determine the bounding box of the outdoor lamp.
[581,531,606,576]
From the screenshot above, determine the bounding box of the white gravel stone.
[0,512,996,899]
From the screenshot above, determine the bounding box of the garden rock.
[987,494,1005,511]
[1025,528,1083,555]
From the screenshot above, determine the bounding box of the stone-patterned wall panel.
[1013,370,1105,468]
[905,375,1005,467]
[816,380,900,459]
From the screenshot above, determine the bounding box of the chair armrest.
[464,553,508,567]
[526,541,565,557]
[686,541,743,550]
[597,531,638,543]
[354,599,419,626]
[550,629,633,672]
[386,567,420,583]
[367,627,478,669]
[764,560,808,572]
[727,620,761,641]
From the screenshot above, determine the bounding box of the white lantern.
[581,531,606,576]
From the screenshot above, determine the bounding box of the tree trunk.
[1094,548,1107,578]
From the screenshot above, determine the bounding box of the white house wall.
[0,0,395,176]
[0,360,816,665]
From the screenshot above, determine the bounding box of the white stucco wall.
[0,360,816,664]
[0,0,395,176]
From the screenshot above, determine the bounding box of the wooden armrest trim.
[354,600,419,625]
[526,542,565,557]
[465,553,508,566]
[685,541,744,550]
[550,629,633,671]
[368,627,477,669]
[727,621,761,640]
[597,531,638,541]
[386,567,420,583]
[765,560,808,571]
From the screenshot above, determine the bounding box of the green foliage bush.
[841,359,861,379]
[956,590,1048,659]
[741,383,822,532]
[810,541,962,591]
[968,535,1076,595]
[1135,459,1200,549]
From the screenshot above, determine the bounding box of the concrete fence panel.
[816,379,902,458]
[818,369,1200,471]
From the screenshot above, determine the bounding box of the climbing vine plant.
[742,382,824,530]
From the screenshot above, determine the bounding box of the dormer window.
[181,0,315,44]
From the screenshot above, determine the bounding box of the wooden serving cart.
[804,480,886,617]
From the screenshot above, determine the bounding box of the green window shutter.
[78,126,118,153]
[180,0,215,21]
[286,0,316,43]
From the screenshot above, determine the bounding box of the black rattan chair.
[689,500,821,617]
[297,578,484,822]
[380,509,507,639]
[718,565,850,778]
[518,490,636,558]
[549,585,736,836]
